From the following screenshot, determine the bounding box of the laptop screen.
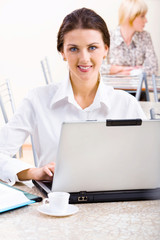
[52,120,160,193]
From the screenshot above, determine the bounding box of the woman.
[101,0,158,76]
[0,8,146,185]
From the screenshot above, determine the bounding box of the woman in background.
[101,0,158,76]
[0,8,146,184]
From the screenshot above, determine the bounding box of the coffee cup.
[43,192,70,213]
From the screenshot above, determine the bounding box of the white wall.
[0,0,159,107]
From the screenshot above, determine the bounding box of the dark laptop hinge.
[106,119,142,126]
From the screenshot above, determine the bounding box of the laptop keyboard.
[42,181,52,190]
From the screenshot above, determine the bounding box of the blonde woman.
[101,0,158,76]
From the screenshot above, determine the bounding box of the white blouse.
[0,76,146,184]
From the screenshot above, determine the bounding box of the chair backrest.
[102,72,150,101]
[150,75,160,102]
[0,79,16,123]
[0,94,8,124]
[40,57,53,85]
[0,79,22,157]
[0,79,38,165]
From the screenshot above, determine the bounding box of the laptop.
[33,119,160,203]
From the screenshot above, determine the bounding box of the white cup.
[43,192,70,213]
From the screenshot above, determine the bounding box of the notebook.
[0,181,42,213]
[33,119,160,203]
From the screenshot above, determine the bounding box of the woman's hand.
[17,162,55,181]
[109,65,141,75]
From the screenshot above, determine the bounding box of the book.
[0,181,42,213]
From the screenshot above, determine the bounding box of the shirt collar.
[132,32,139,46]
[49,74,74,108]
[50,73,112,112]
[97,75,112,111]
[113,26,139,47]
[112,26,124,46]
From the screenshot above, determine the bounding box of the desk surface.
[1,101,160,240]
[1,182,160,240]
[102,75,160,91]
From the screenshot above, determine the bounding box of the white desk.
[0,182,160,240]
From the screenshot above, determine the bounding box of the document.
[0,182,35,213]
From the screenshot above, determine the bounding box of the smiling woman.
[0,7,146,184]
[62,29,107,108]
[57,8,109,108]
[61,28,108,107]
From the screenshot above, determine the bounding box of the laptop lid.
[51,119,160,193]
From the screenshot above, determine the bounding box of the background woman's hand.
[110,65,142,75]
[17,162,56,181]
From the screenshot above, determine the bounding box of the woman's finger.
[43,166,53,177]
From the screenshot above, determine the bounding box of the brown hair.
[57,8,110,52]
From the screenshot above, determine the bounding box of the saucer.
[37,204,79,217]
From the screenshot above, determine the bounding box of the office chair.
[102,72,150,101]
[40,57,53,85]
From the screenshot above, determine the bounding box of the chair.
[149,75,160,102]
[0,79,38,166]
[150,108,160,120]
[102,72,150,101]
[0,80,39,168]
[135,74,160,102]
[0,79,16,122]
[29,139,38,167]
[0,79,23,157]
[40,57,53,85]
